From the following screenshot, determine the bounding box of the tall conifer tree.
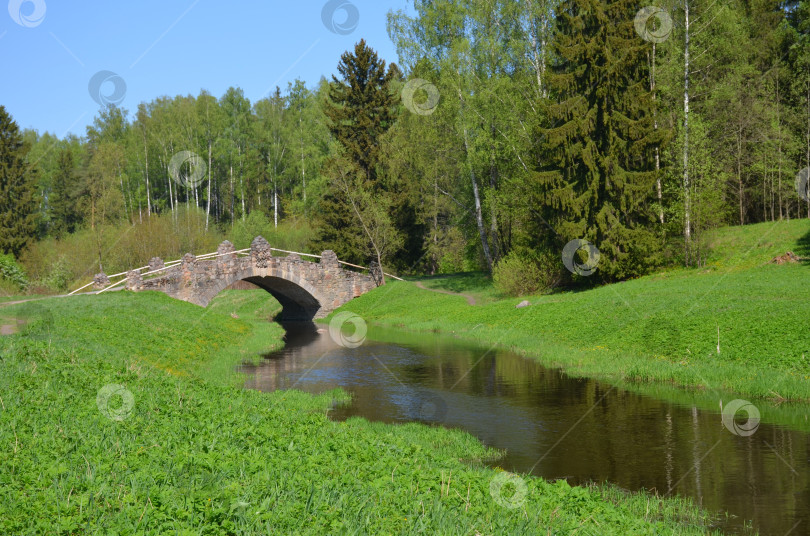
[50,147,81,238]
[0,106,38,256]
[314,40,401,263]
[533,0,668,279]
[323,39,399,185]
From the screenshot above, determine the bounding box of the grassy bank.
[0,291,720,534]
[334,220,810,403]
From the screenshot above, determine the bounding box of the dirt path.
[0,290,104,308]
[413,281,477,305]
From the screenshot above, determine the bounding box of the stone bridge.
[124,237,382,320]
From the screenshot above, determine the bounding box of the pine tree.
[533,0,668,280]
[323,39,399,185]
[0,106,38,256]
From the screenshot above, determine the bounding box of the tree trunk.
[489,138,500,263]
[777,72,783,220]
[651,43,664,224]
[433,178,439,275]
[274,180,279,228]
[144,132,151,217]
[300,118,307,207]
[206,139,212,231]
[464,127,493,272]
[683,1,691,264]
[92,197,103,273]
[738,131,744,225]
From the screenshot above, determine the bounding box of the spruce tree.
[533,0,669,280]
[50,147,80,238]
[314,40,401,263]
[0,106,38,256]
[323,39,399,185]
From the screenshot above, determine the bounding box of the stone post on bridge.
[217,240,236,263]
[251,236,271,268]
[148,257,165,272]
[125,270,143,290]
[319,250,340,271]
[92,272,110,290]
[216,240,238,277]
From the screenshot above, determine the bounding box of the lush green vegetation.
[3,0,810,294]
[336,220,810,403]
[0,290,722,534]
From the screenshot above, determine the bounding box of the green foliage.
[315,41,407,269]
[35,256,72,292]
[0,290,719,534]
[228,211,314,252]
[340,220,810,401]
[533,0,667,281]
[0,105,38,256]
[9,0,810,294]
[49,147,82,238]
[323,39,399,184]
[493,251,559,297]
[21,206,223,288]
[0,253,29,290]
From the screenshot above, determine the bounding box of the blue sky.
[1,0,408,137]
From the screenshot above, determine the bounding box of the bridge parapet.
[120,237,380,320]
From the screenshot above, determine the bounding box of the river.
[238,322,809,535]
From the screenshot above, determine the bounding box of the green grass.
[335,220,810,406]
[0,290,721,534]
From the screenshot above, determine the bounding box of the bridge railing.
[264,248,403,281]
[68,246,401,296]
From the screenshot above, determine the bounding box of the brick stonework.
[127,237,380,320]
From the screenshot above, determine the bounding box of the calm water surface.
[238,323,810,535]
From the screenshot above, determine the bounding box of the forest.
[1,0,809,295]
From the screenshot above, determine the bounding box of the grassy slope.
[0,290,719,534]
[337,220,810,405]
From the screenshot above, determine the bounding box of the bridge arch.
[199,267,331,321]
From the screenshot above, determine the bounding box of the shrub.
[37,256,72,292]
[0,253,29,291]
[493,251,561,297]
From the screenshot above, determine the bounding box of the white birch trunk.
[683,1,692,261]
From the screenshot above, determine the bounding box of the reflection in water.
[239,323,809,535]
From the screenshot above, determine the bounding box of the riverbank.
[0,290,721,534]
[333,220,810,403]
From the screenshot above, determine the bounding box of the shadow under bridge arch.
[241,276,326,321]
